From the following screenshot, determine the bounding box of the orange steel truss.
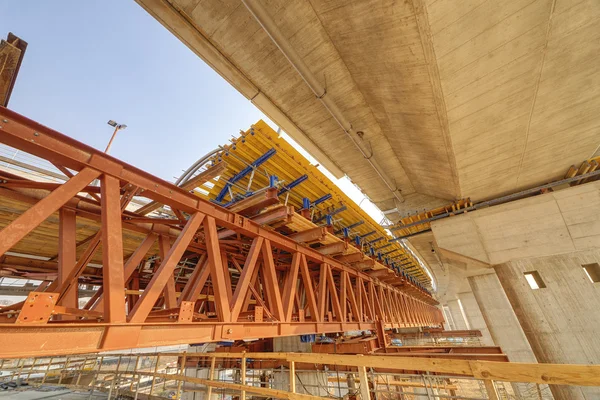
[0,107,443,358]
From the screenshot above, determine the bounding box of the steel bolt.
[227,328,233,334]
[2,119,7,123]
[33,132,40,136]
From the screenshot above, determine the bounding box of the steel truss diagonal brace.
[0,107,443,358]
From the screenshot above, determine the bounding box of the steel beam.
[0,107,441,358]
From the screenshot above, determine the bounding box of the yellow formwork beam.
[193,120,429,283]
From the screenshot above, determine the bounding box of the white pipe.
[176,147,223,186]
[241,0,404,203]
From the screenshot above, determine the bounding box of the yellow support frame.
[192,120,431,283]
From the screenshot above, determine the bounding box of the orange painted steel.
[0,107,443,358]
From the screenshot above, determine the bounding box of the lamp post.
[105,120,127,153]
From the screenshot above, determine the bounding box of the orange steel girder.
[0,107,443,358]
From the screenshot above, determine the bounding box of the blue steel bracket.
[334,221,364,235]
[360,231,376,239]
[314,205,347,223]
[269,175,278,188]
[368,237,384,245]
[215,147,276,202]
[312,193,332,207]
[278,174,308,196]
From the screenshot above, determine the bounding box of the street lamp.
[105,120,127,153]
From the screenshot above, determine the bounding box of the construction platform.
[0,107,442,358]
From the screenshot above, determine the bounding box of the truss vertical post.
[281,252,300,322]
[260,239,284,320]
[101,174,127,323]
[158,235,178,309]
[204,216,232,322]
[58,208,78,310]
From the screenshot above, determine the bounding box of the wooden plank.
[228,187,279,216]
[289,361,296,393]
[358,366,370,400]
[241,354,247,400]
[483,379,499,400]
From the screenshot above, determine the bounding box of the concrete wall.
[468,273,553,400]
[495,250,600,399]
[442,305,454,330]
[468,273,537,363]
[457,291,494,345]
[432,180,600,266]
[426,181,600,398]
[446,299,469,330]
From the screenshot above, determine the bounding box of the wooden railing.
[2,351,600,400]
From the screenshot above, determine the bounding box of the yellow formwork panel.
[194,120,429,284]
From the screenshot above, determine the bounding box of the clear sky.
[0,0,390,227]
[0,1,435,289]
[0,0,270,182]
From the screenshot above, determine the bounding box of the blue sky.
[0,0,269,181]
[0,0,392,228]
[0,1,435,287]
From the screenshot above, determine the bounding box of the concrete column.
[468,273,538,362]
[446,299,468,330]
[495,250,600,400]
[457,291,494,345]
[427,182,600,400]
[468,273,553,400]
[442,305,455,330]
